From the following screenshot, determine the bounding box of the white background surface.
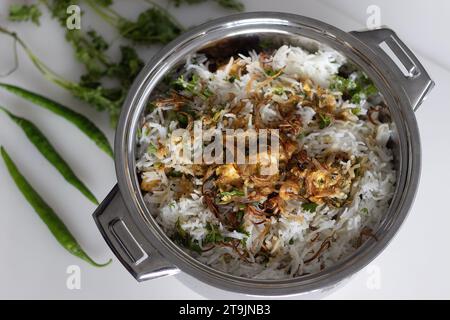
[0,0,449,299]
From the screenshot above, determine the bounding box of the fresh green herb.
[0,146,111,267]
[170,0,244,11]
[175,218,187,238]
[264,68,281,77]
[272,86,285,96]
[174,217,202,253]
[289,238,294,245]
[8,4,42,25]
[235,224,250,236]
[216,0,244,11]
[205,223,224,244]
[302,202,318,213]
[187,238,202,253]
[330,75,357,93]
[236,210,244,222]
[351,107,361,115]
[0,107,99,205]
[173,74,197,92]
[219,189,245,198]
[201,87,213,99]
[0,26,130,127]
[0,83,113,158]
[84,0,184,45]
[259,38,273,50]
[351,93,362,104]
[167,169,183,177]
[228,76,236,83]
[173,74,211,100]
[318,114,332,129]
[361,208,369,215]
[8,0,145,127]
[330,73,378,104]
[147,142,158,155]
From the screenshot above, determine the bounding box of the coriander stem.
[143,0,186,32]
[0,26,73,89]
[83,0,120,27]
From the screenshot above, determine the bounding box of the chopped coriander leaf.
[259,38,273,50]
[228,76,236,83]
[219,189,245,198]
[302,202,318,213]
[330,73,378,105]
[361,208,369,215]
[175,218,187,238]
[351,93,362,104]
[330,75,357,92]
[235,225,250,236]
[173,75,211,100]
[174,218,202,253]
[289,238,294,245]
[153,162,163,169]
[264,68,281,77]
[177,113,189,127]
[273,87,285,95]
[236,210,244,222]
[318,114,332,129]
[205,223,224,244]
[201,87,213,99]
[146,103,156,113]
[187,238,202,253]
[168,170,183,177]
[172,75,198,92]
[351,107,361,115]
[364,84,378,96]
[147,142,158,155]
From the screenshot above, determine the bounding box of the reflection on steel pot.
[93,12,434,297]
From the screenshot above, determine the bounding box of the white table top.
[0,0,449,299]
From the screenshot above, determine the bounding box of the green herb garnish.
[318,114,332,129]
[147,142,158,155]
[205,223,224,244]
[264,68,281,77]
[351,107,361,115]
[302,202,318,213]
[273,87,285,95]
[330,73,378,104]
[219,189,245,198]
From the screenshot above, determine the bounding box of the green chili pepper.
[0,146,111,267]
[0,106,99,205]
[0,83,113,158]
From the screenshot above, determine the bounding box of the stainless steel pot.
[93,12,434,297]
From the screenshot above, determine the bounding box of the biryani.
[135,43,396,279]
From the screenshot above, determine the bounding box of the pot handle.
[350,28,434,111]
[93,185,179,281]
